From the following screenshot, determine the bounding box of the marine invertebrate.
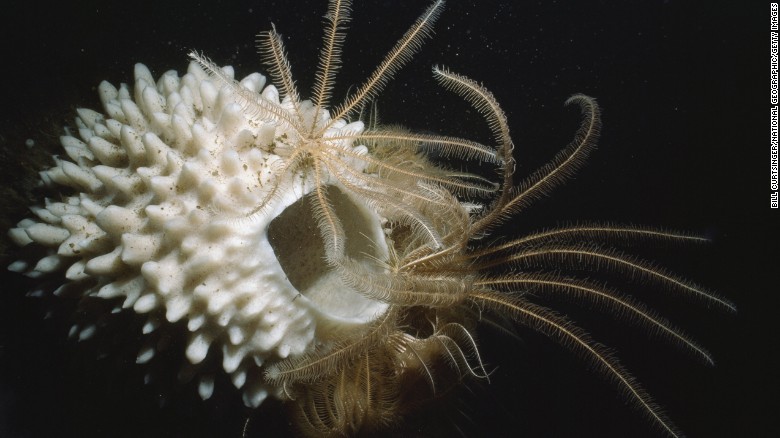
[5,0,735,436]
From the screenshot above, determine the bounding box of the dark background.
[0,1,771,437]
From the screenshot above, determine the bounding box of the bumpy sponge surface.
[8,62,383,407]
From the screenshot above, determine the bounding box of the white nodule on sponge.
[198,375,215,400]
